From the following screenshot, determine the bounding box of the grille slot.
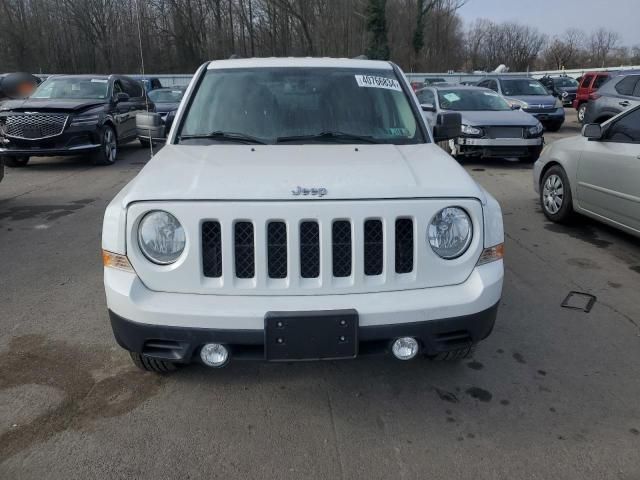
[1,113,68,139]
[395,218,414,274]
[332,220,352,278]
[485,126,523,139]
[234,222,255,279]
[202,221,222,278]
[364,219,383,276]
[267,222,287,279]
[300,221,320,278]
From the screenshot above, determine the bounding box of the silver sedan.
[533,105,640,237]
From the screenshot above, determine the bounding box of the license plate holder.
[265,310,358,361]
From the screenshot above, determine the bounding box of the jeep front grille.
[0,113,68,139]
[202,217,415,281]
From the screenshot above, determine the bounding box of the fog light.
[391,337,419,360]
[200,343,229,367]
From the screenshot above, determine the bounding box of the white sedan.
[533,105,640,237]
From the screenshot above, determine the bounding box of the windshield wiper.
[179,130,267,144]
[276,131,382,144]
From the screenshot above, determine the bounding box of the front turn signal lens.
[102,250,134,273]
[477,243,504,266]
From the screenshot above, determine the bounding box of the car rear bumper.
[105,260,503,361]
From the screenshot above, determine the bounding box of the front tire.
[5,156,30,167]
[540,165,574,223]
[129,352,177,373]
[92,125,117,166]
[577,103,587,123]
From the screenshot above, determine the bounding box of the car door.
[416,88,437,127]
[576,108,640,232]
[112,79,132,140]
[123,78,149,140]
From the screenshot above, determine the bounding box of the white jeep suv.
[102,58,504,372]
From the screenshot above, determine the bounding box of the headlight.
[527,122,543,136]
[138,210,186,264]
[554,98,563,108]
[509,99,528,109]
[461,124,482,136]
[70,114,100,126]
[427,207,473,259]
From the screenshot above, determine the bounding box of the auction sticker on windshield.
[355,75,402,92]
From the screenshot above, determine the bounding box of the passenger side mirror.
[421,103,436,113]
[582,123,602,140]
[433,112,461,142]
[115,92,130,103]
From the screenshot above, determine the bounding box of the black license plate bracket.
[265,310,358,361]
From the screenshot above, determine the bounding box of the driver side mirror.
[583,123,602,140]
[421,103,436,113]
[115,92,130,103]
[433,112,462,142]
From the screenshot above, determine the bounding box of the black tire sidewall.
[4,156,30,167]
[540,165,573,222]
[93,125,117,165]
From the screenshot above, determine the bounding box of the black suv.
[539,75,579,107]
[0,75,152,166]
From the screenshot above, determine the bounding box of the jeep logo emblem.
[291,186,328,197]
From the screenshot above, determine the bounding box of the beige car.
[533,105,640,237]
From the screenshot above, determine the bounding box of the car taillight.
[589,92,601,100]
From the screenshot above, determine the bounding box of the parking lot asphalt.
[1,109,639,479]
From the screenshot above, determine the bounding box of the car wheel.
[92,125,117,166]
[129,352,177,373]
[540,165,574,223]
[430,345,476,361]
[4,156,30,167]
[577,104,587,123]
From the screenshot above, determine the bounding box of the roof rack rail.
[353,55,368,60]
[229,54,242,60]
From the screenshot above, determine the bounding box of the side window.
[417,89,435,105]
[593,75,609,90]
[113,80,124,96]
[633,79,640,98]
[488,80,498,92]
[606,108,640,143]
[580,75,593,89]
[122,79,143,98]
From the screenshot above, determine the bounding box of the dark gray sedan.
[417,85,544,163]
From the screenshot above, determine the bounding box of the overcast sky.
[458,0,640,46]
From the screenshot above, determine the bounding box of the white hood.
[121,144,484,203]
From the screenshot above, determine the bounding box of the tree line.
[0,0,637,75]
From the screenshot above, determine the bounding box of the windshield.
[554,77,578,88]
[438,89,511,111]
[31,77,109,100]
[501,79,549,96]
[179,67,424,144]
[149,89,184,103]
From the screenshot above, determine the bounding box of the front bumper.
[524,108,565,125]
[455,137,543,158]
[0,124,102,157]
[105,260,503,362]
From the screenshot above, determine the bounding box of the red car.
[573,71,612,122]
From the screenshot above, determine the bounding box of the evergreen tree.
[366,0,390,60]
